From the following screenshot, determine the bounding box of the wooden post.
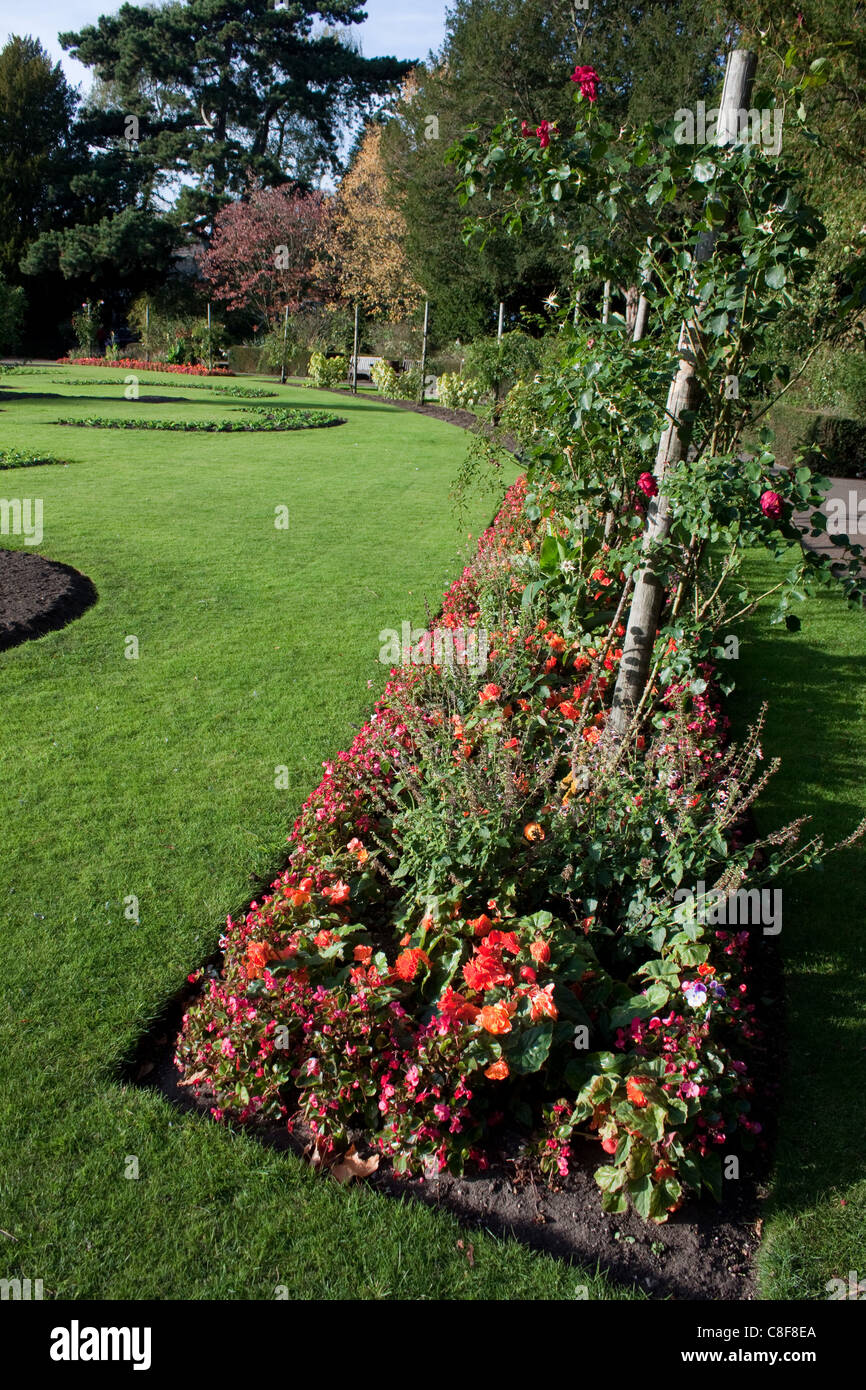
[497,300,505,341]
[207,301,213,372]
[280,303,289,384]
[632,293,650,342]
[609,48,757,737]
[351,303,359,395]
[625,284,639,334]
[602,280,611,325]
[419,299,429,406]
[144,302,150,364]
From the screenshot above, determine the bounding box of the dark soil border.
[0,548,98,652]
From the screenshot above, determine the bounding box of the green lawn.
[0,367,621,1300]
[729,549,866,1299]
[0,368,861,1300]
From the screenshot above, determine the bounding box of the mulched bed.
[0,549,97,651]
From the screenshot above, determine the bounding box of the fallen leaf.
[331,1144,380,1184]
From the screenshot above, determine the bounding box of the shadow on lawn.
[727,620,866,1212]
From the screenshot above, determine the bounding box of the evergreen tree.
[60,0,414,235]
[0,36,78,283]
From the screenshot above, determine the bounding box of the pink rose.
[760,489,783,519]
[638,472,658,498]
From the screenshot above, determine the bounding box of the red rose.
[570,65,599,102]
[760,489,783,519]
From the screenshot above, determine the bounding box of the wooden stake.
[351,303,359,395]
[419,300,429,405]
[609,49,757,736]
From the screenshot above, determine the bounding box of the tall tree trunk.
[608,48,758,738]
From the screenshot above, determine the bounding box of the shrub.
[308,352,348,389]
[437,371,485,411]
[369,361,423,401]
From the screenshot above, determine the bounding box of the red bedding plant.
[56,357,233,376]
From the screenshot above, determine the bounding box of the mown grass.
[0,367,627,1300]
[1,366,860,1300]
[729,548,866,1299]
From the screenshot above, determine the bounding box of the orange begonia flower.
[478,1002,513,1035]
[485,1058,510,1080]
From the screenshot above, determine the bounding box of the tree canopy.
[60,0,414,235]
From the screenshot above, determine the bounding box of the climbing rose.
[760,489,783,519]
[570,65,599,102]
[638,472,658,498]
[536,120,551,149]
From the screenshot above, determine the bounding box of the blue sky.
[3,1,450,94]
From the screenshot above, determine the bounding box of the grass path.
[730,550,866,1299]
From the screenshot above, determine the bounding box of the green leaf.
[506,1023,553,1074]
[629,1175,654,1218]
[595,1163,626,1193]
[765,264,786,289]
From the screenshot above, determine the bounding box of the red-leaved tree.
[200,182,328,324]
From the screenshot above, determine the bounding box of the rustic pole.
[280,303,289,384]
[608,48,757,737]
[497,300,505,341]
[602,279,611,325]
[351,303,359,394]
[419,299,430,406]
[207,301,213,372]
[632,293,650,342]
[144,302,150,364]
[625,284,639,334]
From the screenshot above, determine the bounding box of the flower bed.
[175,471,798,1223]
[52,407,345,432]
[57,357,234,377]
[1,447,67,469]
[50,378,277,398]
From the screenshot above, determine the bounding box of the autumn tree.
[200,183,328,324]
[324,123,422,321]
